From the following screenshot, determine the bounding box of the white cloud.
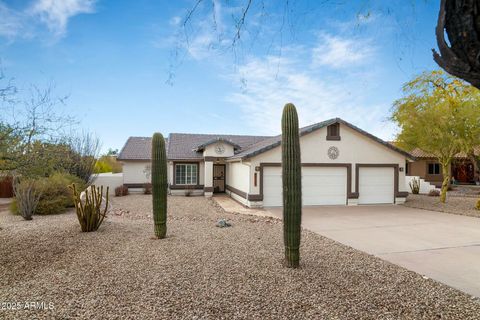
[30,0,96,37]
[312,33,375,68]
[226,52,393,140]
[0,2,25,39]
[0,0,97,41]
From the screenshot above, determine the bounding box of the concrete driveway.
[267,205,480,297]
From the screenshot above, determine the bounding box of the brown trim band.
[326,136,341,141]
[124,183,146,188]
[170,184,204,190]
[204,156,220,161]
[355,164,407,201]
[248,194,263,201]
[226,185,247,199]
[226,185,263,201]
[204,187,214,192]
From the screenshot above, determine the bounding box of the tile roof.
[408,147,480,159]
[117,137,168,160]
[118,118,414,161]
[167,133,271,160]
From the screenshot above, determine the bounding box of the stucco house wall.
[225,161,250,204]
[247,124,408,202]
[409,159,444,185]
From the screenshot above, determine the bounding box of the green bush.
[10,172,88,216]
[34,173,86,215]
[476,199,480,211]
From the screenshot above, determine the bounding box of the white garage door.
[358,167,395,204]
[262,167,347,207]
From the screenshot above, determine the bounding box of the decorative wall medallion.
[215,144,225,155]
[327,146,339,160]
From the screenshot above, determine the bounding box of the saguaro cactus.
[281,103,302,268]
[152,132,168,239]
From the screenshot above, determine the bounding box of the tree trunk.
[434,0,480,89]
[440,161,451,203]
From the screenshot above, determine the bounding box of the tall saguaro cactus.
[152,132,168,239]
[281,103,302,268]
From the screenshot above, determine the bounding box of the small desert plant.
[143,183,152,194]
[70,184,109,232]
[115,185,129,197]
[281,103,302,268]
[428,189,440,197]
[12,178,41,220]
[152,132,167,239]
[476,199,480,210]
[409,178,420,194]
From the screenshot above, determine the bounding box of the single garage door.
[262,167,347,207]
[358,167,395,204]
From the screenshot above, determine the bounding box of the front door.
[213,164,225,193]
[453,162,475,183]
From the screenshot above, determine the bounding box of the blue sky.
[0,0,439,153]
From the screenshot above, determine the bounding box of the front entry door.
[213,165,225,193]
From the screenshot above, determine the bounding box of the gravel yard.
[1,195,480,319]
[404,194,480,218]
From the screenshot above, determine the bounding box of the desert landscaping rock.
[1,194,480,319]
[404,194,480,218]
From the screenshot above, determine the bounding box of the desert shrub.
[428,189,440,197]
[115,185,129,197]
[35,173,86,215]
[12,178,41,220]
[476,199,480,210]
[10,173,85,216]
[409,178,420,194]
[143,183,152,195]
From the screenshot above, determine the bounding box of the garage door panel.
[263,167,347,207]
[358,167,394,204]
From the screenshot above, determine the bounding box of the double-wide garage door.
[263,167,348,207]
[262,166,395,207]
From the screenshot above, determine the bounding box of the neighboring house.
[407,148,479,187]
[117,118,412,208]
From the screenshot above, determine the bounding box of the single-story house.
[117,118,413,208]
[406,148,479,187]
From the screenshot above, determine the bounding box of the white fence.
[91,173,123,195]
[405,176,438,194]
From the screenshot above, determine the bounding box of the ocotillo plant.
[152,132,168,239]
[281,103,302,268]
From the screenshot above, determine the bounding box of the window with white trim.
[175,164,198,185]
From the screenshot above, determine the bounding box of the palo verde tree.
[391,70,480,203]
